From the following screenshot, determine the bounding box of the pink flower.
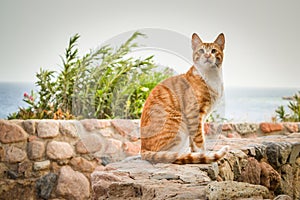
[24,92,29,98]
[29,96,34,101]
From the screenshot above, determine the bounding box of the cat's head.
[192,33,225,72]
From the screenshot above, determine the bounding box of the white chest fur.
[193,67,223,99]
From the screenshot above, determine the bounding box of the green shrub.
[275,91,300,122]
[8,32,173,119]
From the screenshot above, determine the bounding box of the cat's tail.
[141,145,230,164]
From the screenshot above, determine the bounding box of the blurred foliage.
[8,32,173,120]
[275,91,300,122]
[206,110,231,123]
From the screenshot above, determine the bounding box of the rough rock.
[18,161,32,178]
[27,140,45,160]
[264,142,292,168]
[274,195,293,200]
[289,142,300,164]
[122,141,141,156]
[56,166,90,200]
[227,131,242,138]
[260,161,281,192]
[75,133,103,154]
[103,138,124,161]
[36,172,58,199]
[234,123,258,135]
[5,146,26,163]
[222,123,233,131]
[46,141,74,160]
[105,138,123,154]
[37,120,59,138]
[80,119,102,132]
[92,158,213,200]
[70,157,96,172]
[33,160,51,171]
[260,122,284,133]
[0,120,28,143]
[238,157,261,185]
[283,123,298,133]
[0,163,8,178]
[22,120,36,135]
[287,132,300,138]
[0,146,4,162]
[218,158,234,181]
[253,144,267,161]
[218,150,247,181]
[59,121,78,138]
[278,164,298,199]
[111,119,140,141]
[0,179,36,200]
[206,181,270,200]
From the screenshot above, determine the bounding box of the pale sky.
[0,0,299,88]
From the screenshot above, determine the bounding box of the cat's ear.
[214,33,225,50]
[192,33,203,51]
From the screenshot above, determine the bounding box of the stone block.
[238,157,261,185]
[278,164,294,198]
[287,133,300,138]
[122,142,141,156]
[46,141,74,160]
[260,161,281,191]
[23,120,36,135]
[75,133,103,154]
[80,119,101,132]
[227,131,241,138]
[111,119,140,141]
[5,146,27,163]
[36,172,58,199]
[253,144,267,161]
[274,195,293,200]
[105,138,123,155]
[206,181,270,200]
[59,121,79,138]
[0,120,28,143]
[283,122,298,133]
[0,179,36,200]
[18,161,32,178]
[91,159,210,200]
[0,146,4,162]
[34,160,50,171]
[0,163,8,178]
[222,123,233,131]
[218,159,234,181]
[70,157,96,172]
[56,166,90,200]
[234,123,258,135]
[97,120,111,128]
[28,140,45,160]
[37,120,59,138]
[264,142,292,168]
[289,143,300,164]
[260,122,284,133]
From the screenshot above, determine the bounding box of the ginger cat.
[140,33,229,164]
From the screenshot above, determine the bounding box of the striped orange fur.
[140,33,229,164]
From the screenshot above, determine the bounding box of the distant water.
[224,87,298,122]
[0,82,35,119]
[0,82,298,122]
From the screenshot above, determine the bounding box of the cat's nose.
[204,53,211,58]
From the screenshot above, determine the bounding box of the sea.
[0,82,298,122]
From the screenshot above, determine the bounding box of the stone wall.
[0,119,299,199]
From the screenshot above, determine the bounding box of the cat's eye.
[211,49,217,54]
[199,49,205,54]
